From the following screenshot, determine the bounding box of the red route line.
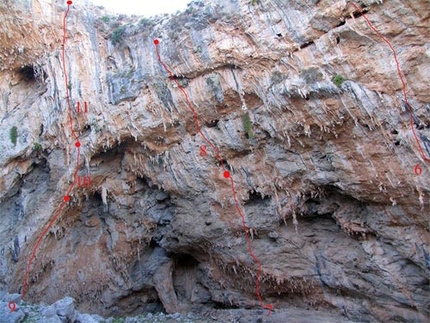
[21,0,80,300]
[153,39,273,315]
[350,2,430,163]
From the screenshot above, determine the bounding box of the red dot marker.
[75,141,81,148]
[67,0,72,4]
[223,171,230,178]
[8,301,16,313]
[64,196,70,202]
[153,39,159,45]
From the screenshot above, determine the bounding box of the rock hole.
[149,238,158,248]
[170,74,186,80]
[336,21,345,28]
[216,159,231,172]
[213,300,238,310]
[351,7,369,19]
[18,65,36,82]
[245,190,269,204]
[300,41,314,49]
[205,119,219,128]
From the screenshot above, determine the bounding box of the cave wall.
[0,0,429,322]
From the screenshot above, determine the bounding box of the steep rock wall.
[0,0,429,322]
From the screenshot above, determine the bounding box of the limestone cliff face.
[0,0,429,322]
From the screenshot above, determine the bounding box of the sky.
[88,0,192,17]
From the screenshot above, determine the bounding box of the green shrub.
[10,126,18,146]
[139,18,149,25]
[111,25,126,45]
[242,112,254,139]
[101,15,110,23]
[33,142,42,150]
[332,74,345,87]
[250,0,259,4]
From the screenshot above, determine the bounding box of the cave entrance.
[172,253,200,305]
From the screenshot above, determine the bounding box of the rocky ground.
[1,294,359,323]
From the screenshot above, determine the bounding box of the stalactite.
[101,184,108,205]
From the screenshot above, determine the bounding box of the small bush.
[250,0,259,4]
[242,112,254,139]
[139,18,150,25]
[33,143,42,150]
[10,126,18,146]
[111,25,126,45]
[332,74,345,87]
[101,15,110,23]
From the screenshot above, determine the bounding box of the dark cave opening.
[18,65,36,82]
[171,253,202,307]
[173,253,199,268]
[245,190,270,204]
[213,300,240,310]
[17,64,46,83]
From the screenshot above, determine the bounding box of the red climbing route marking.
[8,301,16,313]
[265,303,273,316]
[349,2,430,163]
[199,145,207,157]
[21,0,87,300]
[414,164,422,175]
[153,38,273,315]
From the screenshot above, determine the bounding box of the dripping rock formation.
[0,0,429,322]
